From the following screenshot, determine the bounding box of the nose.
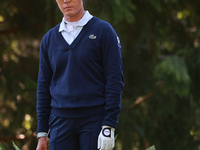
[64,0,70,2]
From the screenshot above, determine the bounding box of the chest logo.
[89,34,97,39]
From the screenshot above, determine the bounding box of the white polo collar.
[59,11,93,32]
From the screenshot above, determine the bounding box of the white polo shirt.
[59,11,93,45]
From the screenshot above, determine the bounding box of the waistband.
[51,105,105,118]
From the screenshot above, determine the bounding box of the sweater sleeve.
[101,24,124,129]
[36,34,52,133]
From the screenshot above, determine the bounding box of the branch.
[129,93,153,108]
[0,28,20,35]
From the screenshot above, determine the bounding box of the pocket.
[48,114,57,139]
[49,114,54,127]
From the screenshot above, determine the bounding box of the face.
[56,0,85,22]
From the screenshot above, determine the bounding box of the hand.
[36,137,48,150]
[97,126,115,150]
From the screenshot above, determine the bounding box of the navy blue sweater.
[36,17,124,133]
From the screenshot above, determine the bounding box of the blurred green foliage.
[146,145,156,150]
[0,0,200,149]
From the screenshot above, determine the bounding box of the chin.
[64,11,74,17]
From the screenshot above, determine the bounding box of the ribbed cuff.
[37,132,48,139]
[102,125,115,131]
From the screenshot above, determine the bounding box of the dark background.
[0,0,200,149]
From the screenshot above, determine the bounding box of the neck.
[65,9,85,22]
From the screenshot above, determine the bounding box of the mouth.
[64,6,73,10]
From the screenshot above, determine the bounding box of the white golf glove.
[97,125,115,150]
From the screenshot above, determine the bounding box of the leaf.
[115,134,119,140]
[149,0,162,12]
[154,55,191,97]
[11,141,20,150]
[0,143,6,150]
[146,145,156,150]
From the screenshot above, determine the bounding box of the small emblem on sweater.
[117,36,121,48]
[89,34,97,39]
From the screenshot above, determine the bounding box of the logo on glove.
[102,128,111,137]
